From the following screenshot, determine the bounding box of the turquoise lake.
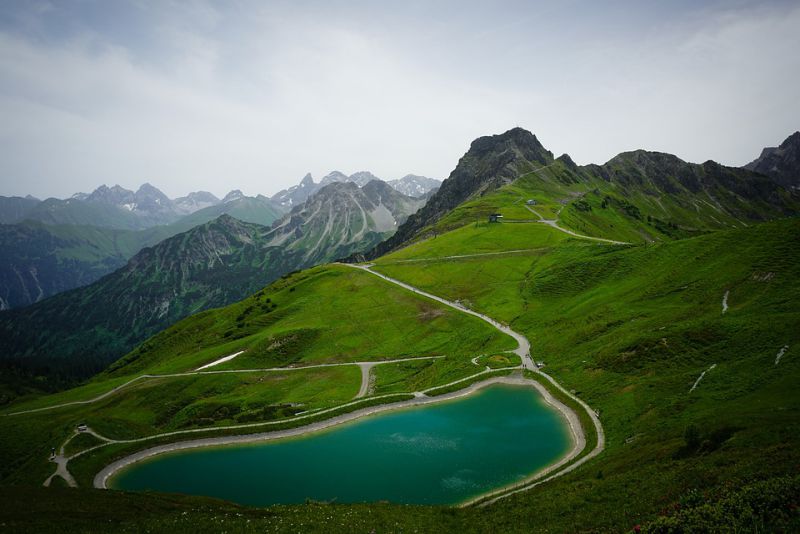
[112,384,571,505]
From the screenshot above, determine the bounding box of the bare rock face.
[744,131,800,189]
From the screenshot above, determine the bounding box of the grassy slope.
[372,216,800,530]
[2,216,797,531]
[400,160,788,250]
[0,263,511,487]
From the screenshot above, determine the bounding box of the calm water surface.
[112,384,570,505]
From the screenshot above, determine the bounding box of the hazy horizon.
[1,0,799,199]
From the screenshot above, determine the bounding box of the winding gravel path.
[348,264,535,371]
[347,264,606,505]
[4,356,444,417]
[523,204,629,245]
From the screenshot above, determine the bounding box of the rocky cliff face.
[271,173,318,209]
[744,131,800,189]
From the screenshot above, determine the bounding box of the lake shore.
[94,374,585,501]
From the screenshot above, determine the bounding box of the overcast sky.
[1,0,799,199]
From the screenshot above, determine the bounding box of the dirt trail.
[690,364,717,393]
[346,264,606,505]
[356,363,376,398]
[523,204,629,245]
[4,356,444,417]
[775,345,789,365]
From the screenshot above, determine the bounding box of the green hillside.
[1,210,797,531]
[372,216,800,530]
[0,263,510,487]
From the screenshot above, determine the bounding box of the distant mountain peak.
[348,171,382,186]
[222,190,245,203]
[387,175,440,197]
[136,182,163,194]
[320,171,349,185]
[300,173,314,186]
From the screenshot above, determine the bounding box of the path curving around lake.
[47,260,604,505]
[93,375,579,492]
[347,263,606,506]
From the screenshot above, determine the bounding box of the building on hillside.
[488,213,503,223]
[526,199,537,205]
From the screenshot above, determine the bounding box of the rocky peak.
[387,175,441,197]
[222,190,246,203]
[557,153,577,169]
[134,183,171,205]
[300,173,314,186]
[184,191,219,203]
[319,171,349,185]
[360,127,555,259]
[87,184,135,205]
[468,127,553,167]
[744,131,800,189]
[348,171,382,186]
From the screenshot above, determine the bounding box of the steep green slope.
[1,214,796,532]
[0,222,135,310]
[0,215,284,393]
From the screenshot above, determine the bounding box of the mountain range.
[0,179,423,392]
[2,129,799,391]
[362,128,800,259]
[270,171,439,209]
[0,189,285,309]
[0,170,437,310]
